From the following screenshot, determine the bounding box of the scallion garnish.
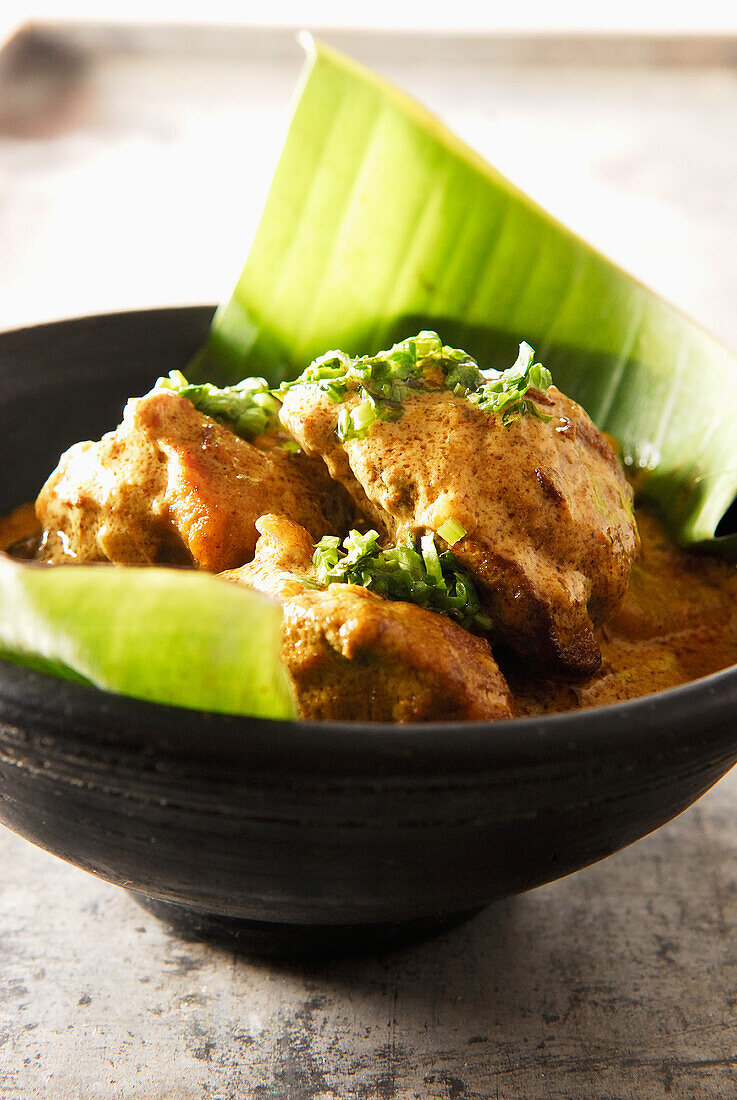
[437,518,467,546]
[311,529,491,631]
[155,371,281,440]
[469,342,553,426]
[280,331,482,442]
[280,332,554,440]
[167,333,554,445]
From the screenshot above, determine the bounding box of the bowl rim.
[1,305,736,779]
[2,653,736,779]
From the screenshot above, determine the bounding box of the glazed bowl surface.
[1,307,736,951]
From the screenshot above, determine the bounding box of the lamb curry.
[2,333,735,722]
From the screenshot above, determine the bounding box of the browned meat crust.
[279,385,639,678]
[222,514,515,723]
[36,390,352,571]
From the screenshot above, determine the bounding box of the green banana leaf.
[196,35,737,553]
[0,555,295,718]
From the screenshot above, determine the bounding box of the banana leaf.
[0,555,295,719]
[196,35,737,553]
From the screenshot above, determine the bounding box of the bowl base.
[129,892,484,959]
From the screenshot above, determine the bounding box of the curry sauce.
[0,503,39,557]
[509,509,737,715]
[2,500,735,717]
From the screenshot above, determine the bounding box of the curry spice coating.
[36,390,351,571]
[279,384,639,678]
[511,509,737,714]
[221,514,515,723]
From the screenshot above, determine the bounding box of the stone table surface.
[1,23,737,1100]
[3,773,737,1100]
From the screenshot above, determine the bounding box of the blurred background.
[1,3,736,350]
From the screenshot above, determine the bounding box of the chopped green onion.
[336,395,380,442]
[351,400,376,431]
[280,332,554,439]
[470,342,553,425]
[437,518,467,546]
[311,529,490,631]
[336,408,351,441]
[420,533,444,585]
[171,333,555,445]
[156,371,280,440]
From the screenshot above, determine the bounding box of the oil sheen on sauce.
[508,509,737,715]
[1,502,735,716]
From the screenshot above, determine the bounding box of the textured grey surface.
[1,25,737,1100]
[2,770,737,1099]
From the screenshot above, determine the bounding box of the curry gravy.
[0,503,40,556]
[2,502,735,716]
[509,509,737,715]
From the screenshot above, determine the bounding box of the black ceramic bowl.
[1,306,736,957]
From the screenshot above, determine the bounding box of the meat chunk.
[221,514,515,723]
[36,389,351,571]
[279,384,639,677]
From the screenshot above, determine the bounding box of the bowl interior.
[0,306,216,514]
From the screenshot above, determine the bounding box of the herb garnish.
[156,371,281,440]
[163,333,553,445]
[280,332,455,442]
[280,332,553,441]
[310,528,491,631]
[436,518,467,546]
[468,342,553,426]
